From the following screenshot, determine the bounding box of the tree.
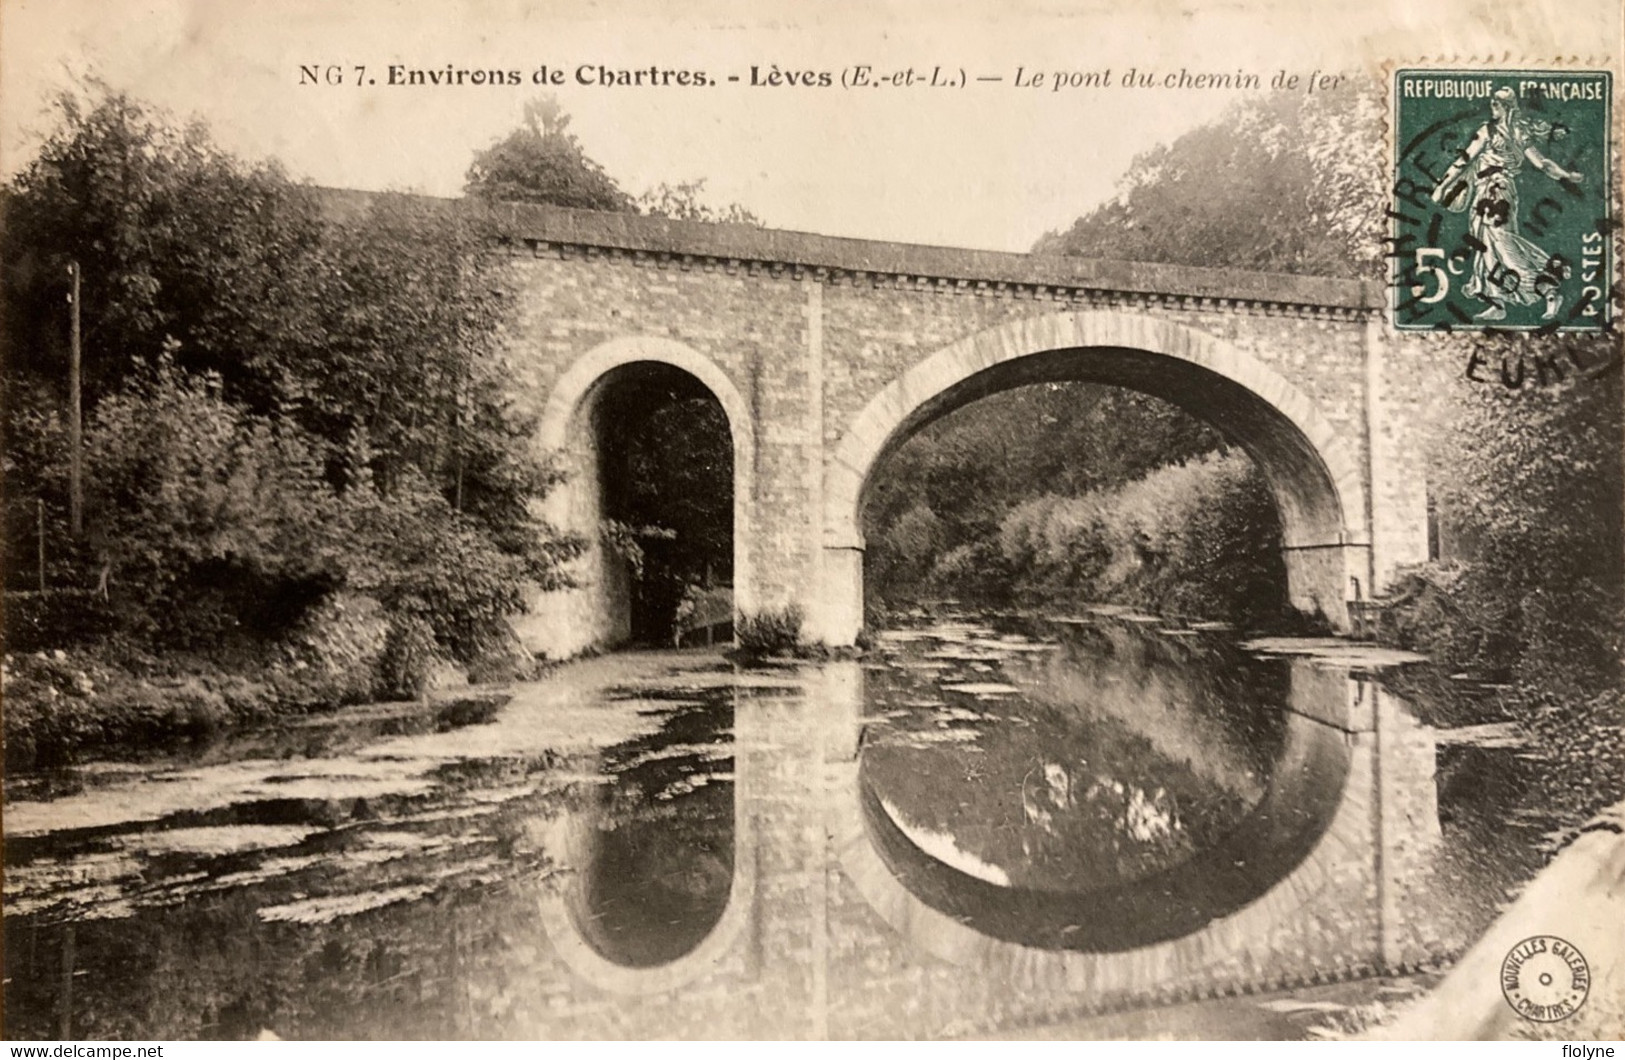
[636,179,762,226]
[1034,87,1385,279]
[3,87,577,668]
[2,90,328,413]
[464,97,635,211]
[466,98,762,226]
[80,355,349,642]
[1411,351,1623,685]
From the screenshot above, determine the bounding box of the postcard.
[1,0,1620,1043]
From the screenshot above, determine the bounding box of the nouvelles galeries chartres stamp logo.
[1500,935,1591,1022]
[1391,68,1613,332]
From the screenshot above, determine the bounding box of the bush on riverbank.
[734,605,804,658]
[1382,362,1622,691]
[862,384,1227,608]
[3,589,440,769]
[4,647,326,770]
[866,428,1290,628]
[950,451,1289,626]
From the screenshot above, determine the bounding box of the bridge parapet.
[314,187,1381,316]
[478,199,1384,316]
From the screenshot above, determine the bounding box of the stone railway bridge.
[450,200,1430,658]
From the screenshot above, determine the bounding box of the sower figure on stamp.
[1431,85,1585,321]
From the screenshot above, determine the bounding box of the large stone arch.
[831,707,1380,1002]
[515,337,756,659]
[814,310,1371,644]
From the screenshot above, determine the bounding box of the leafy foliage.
[1393,352,1623,688]
[599,519,677,582]
[2,91,330,411]
[2,88,579,698]
[864,383,1230,608]
[82,356,347,643]
[636,179,762,225]
[377,612,440,701]
[735,605,804,657]
[464,97,635,211]
[465,98,761,226]
[1034,88,1385,279]
[995,451,1287,624]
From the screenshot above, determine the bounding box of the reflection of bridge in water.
[528,659,1447,1038]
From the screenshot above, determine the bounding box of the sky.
[2,0,1619,253]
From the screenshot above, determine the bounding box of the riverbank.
[0,642,518,773]
[2,615,1608,1039]
[1360,801,1625,1040]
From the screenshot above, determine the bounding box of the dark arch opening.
[592,362,734,646]
[856,344,1355,629]
[863,379,1290,627]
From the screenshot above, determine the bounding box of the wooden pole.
[37,498,46,592]
[67,261,83,538]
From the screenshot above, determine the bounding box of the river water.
[1,610,1556,1039]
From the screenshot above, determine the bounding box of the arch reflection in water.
[854,617,1357,952]
[539,683,744,978]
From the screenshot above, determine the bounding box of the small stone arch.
[533,675,766,996]
[517,336,756,659]
[814,310,1371,643]
[534,783,759,996]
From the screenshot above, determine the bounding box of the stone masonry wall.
[488,202,1428,648]
[500,251,821,627]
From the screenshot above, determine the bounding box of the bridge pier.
[810,543,865,647]
[515,408,632,659]
[1283,541,1372,633]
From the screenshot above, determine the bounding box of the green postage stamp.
[1391,68,1613,331]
